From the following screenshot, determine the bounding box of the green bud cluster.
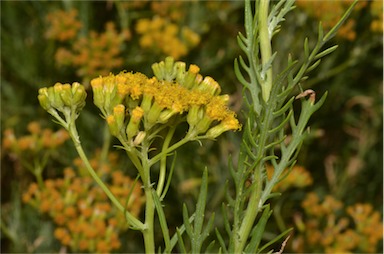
[38,82,87,122]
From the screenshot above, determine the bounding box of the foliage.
[1,0,382,253]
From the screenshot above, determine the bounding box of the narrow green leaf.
[194,168,209,236]
[176,228,187,253]
[169,215,195,252]
[234,59,250,88]
[183,204,194,237]
[215,228,228,254]
[303,37,309,58]
[237,35,249,53]
[258,228,293,253]
[306,59,321,73]
[151,190,171,252]
[273,96,294,117]
[267,109,293,134]
[314,45,338,60]
[201,213,215,239]
[323,0,358,42]
[244,205,272,253]
[205,240,216,253]
[160,151,177,200]
[239,55,251,74]
[221,203,232,236]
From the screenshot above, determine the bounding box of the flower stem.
[140,140,155,253]
[68,122,145,230]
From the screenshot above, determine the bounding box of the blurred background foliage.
[1,0,382,253]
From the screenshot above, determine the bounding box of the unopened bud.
[133,131,146,146]
[53,83,65,109]
[126,106,144,140]
[106,115,119,136]
[113,104,126,132]
[38,87,52,111]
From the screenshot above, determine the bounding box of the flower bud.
[183,64,200,89]
[106,115,119,136]
[38,87,52,111]
[197,76,221,96]
[206,117,241,139]
[72,83,87,109]
[158,109,177,123]
[60,84,72,106]
[187,105,204,127]
[146,102,163,126]
[151,62,165,80]
[164,57,176,81]
[113,104,125,132]
[133,131,146,146]
[175,62,186,84]
[91,77,105,110]
[53,83,65,109]
[126,106,144,140]
[195,115,213,134]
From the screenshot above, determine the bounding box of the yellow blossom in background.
[291,192,383,253]
[45,8,130,84]
[135,17,200,59]
[370,1,383,33]
[22,152,144,253]
[55,22,130,83]
[2,122,69,153]
[45,9,82,41]
[150,0,185,21]
[266,164,313,192]
[296,0,368,40]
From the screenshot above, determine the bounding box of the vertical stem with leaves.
[218,0,358,253]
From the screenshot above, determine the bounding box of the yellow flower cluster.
[150,0,185,21]
[136,17,200,59]
[369,1,383,33]
[45,9,82,41]
[22,152,144,253]
[296,1,368,40]
[45,9,130,83]
[2,121,69,154]
[91,57,241,142]
[266,165,313,192]
[291,192,383,253]
[57,22,129,83]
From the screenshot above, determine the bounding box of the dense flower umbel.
[91,57,241,143]
[22,152,144,253]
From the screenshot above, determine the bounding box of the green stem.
[156,126,176,197]
[140,141,155,253]
[258,0,272,102]
[68,122,145,230]
[149,133,192,167]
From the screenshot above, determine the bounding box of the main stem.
[258,0,272,102]
[141,141,155,253]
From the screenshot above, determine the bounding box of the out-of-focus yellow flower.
[266,164,313,192]
[296,0,368,41]
[23,152,144,253]
[370,1,383,33]
[135,17,200,59]
[291,192,383,253]
[45,9,82,41]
